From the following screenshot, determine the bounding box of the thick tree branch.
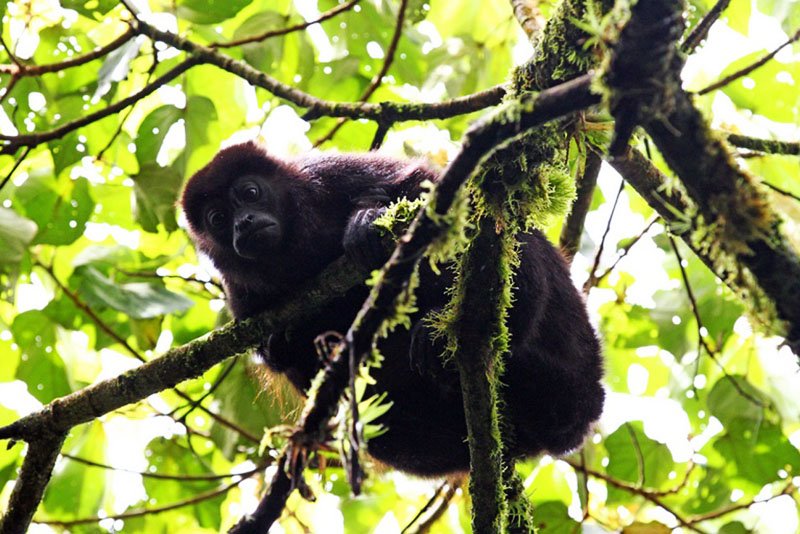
[0,433,67,534]
[0,256,365,444]
[452,218,510,532]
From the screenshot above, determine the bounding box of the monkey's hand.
[344,188,390,269]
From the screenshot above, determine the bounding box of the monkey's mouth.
[234,222,279,258]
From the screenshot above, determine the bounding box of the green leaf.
[720,51,800,123]
[713,418,800,486]
[74,265,194,319]
[177,0,253,24]
[707,376,767,427]
[605,422,674,503]
[143,437,221,529]
[0,207,37,265]
[15,175,95,246]
[60,0,118,17]
[208,358,298,459]
[43,422,107,517]
[12,311,72,403]
[234,11,287,72]
[131,163,183,232]
[532,501,580,533]
[135,105,183,166]
[49,132,84,177]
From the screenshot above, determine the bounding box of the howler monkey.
[181,142,604,476]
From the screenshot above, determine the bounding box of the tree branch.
[606,0,800,354]
[0,433,67,534]
[0,58,199,155]
[0,28,137,76]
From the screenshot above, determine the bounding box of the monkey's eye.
[241,184,260,202]
[207,209,226,228]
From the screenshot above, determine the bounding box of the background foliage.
[0,0,798,532]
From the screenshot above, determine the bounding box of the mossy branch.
[605,0,800,354]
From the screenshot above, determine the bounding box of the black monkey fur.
[181,142,604,476]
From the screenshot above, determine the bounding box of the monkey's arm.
[343,187,391,269]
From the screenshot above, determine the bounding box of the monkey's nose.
[235,213,255,231]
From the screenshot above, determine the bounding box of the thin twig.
[668,234,766,406]
[564,459,706,533]
[762,181,800,202]
[592,216,659,286]
[583,177,625,292]
[697,29,800,95]
[0,146,31,192]
[62,453,263,481]
[212,0,361,48]
[0,28,137,75]
[0,58,200,154]
[314,0,409,146]
[681,0,730,54]
[38,472,258,527]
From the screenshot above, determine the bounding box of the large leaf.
[721,50,800,123]
[135,105,183,166]
[605,422,675,504]
[0,207,37,265]
[43,422,107,517]
[12,311,72,403]
[15,175,95,246]
[131,163,183,232]
[74,265,194,319]
[713,418,800,486]
[177,0,253,24]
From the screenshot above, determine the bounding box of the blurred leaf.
[721,51,800,123]
[177,0,254,24]
[15,175,95,246]
[131,163,183,232]
[532,501,580,533]
[74,265,194,319]
[209,358,297,459]
[49,132,83,176]
[714,418,800,486]
[12,311,72,403]
[143,437,221,529]
[43,422,106,517]
[61,0,118,17]
[0,207,37,265]
[135,105,183,166]
[707,376,767,427]
[605,422,674,503]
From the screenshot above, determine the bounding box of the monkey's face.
[204,175,285,260]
